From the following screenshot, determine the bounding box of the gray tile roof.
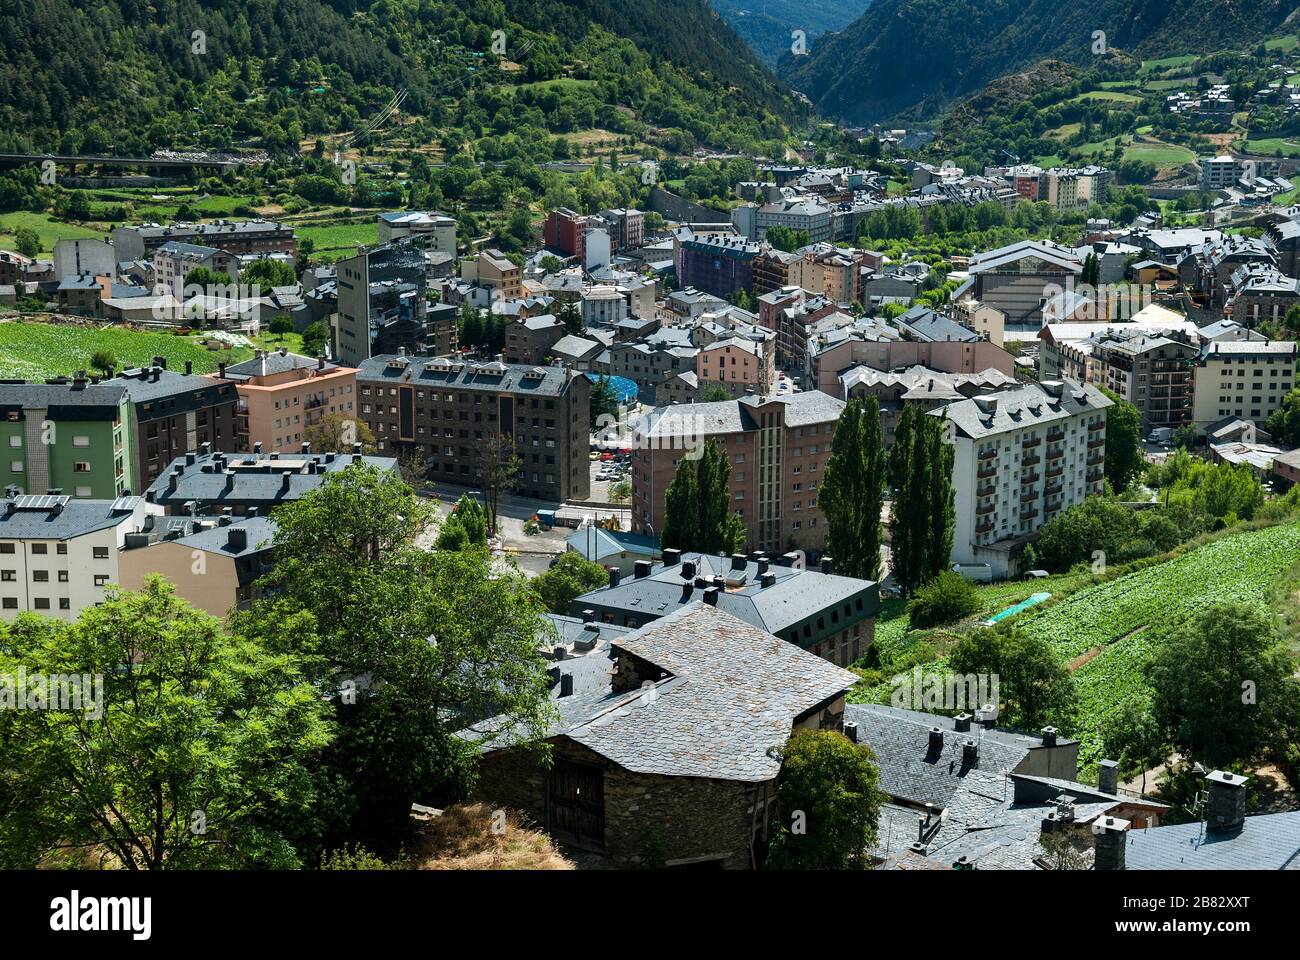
[355,354,575,397]
[0,496,146,540]
[935,379,1110,441]
[104,368,238,405]
[143,450,399,509]
[482,603,858,781]
[222,350,336,378]
[1126,811,1300,870]
[0,381,128,411]
[571,551,876,637]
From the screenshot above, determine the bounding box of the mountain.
[707,0,873,67]
[779,0,1300,125]
[0,0,800,156]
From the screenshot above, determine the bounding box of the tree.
[235,465,555,851]
[1148,602,1300,770]
[242,256,298,290]
[0,578,332,869]
[1172,422,1199,451]
[1100,694,1169,794]
[89,349,116,377]
[696,383,733,403]
[301,320,330,358]
[459,302,484,351]
[765,730,883,870]
[436,494,488,550]
[1033,496,1138,571]
[303,412,377,454]
[589,376,620,430]
[661,441,746,554]
[888,406,954,596]
[557,299,584,335]
[948,626,1076,732]
[1100,388,1142,492]
[1266,388,1300,447]
[819,397,885,580]
[269,315,294,340]
[13,226,39,259]
[183,266,229,291]
[533,550,609,614]
[478,435,521,535]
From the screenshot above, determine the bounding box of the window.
[32,570,48,582]
[73,462,91,473]
[59,598,70,610]
[92,547,109,560]
[94,575,109,587]
[75,487,92,498]
[56,543,66,555]
[1,598,14,609]
[9,461,20,472]
[57,571,68,583]
[7,436,19,447]
[0,544,12,554]
[0,571,13,581]
[33,598,49,610]
[72,436,90,447]
[31,544,46,555]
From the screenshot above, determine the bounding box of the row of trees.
[660,441,746,555]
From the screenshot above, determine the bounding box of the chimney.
[1041,726,1058,747]
[280,470,292,492]
[1097,759,1119,795]
[227,528,247,551]
[843,721,858,744]
[318,356,326,369]
[760,572,776,588]
[703,587,719,605]
[1205,771,1249,831]
[757,557,769,575]
[928,727,944,752]
[253,441,263,455]
[780,551,800,567]
[552,645,566,662]
[46,487,62,496]
[218,362,226,378]
[681,583,693,602]
[145,490,156,503]
[820,556,834,575]
[633,559,652,578]
[50,500,64,517]
[662,549,681,567]
[681,560,696,580]
[201,441,211,456]
[217,515,232,527]
[962,739,979,765]
[185,452,196,466]
[608,567,621,588]
[301,442,311,455]
[168,474,179,493]
[581,608,596,623]
[184,360,193,375]
[224,470,235,492]
[246,507,259,519]
[352,442,363,456]
[954,712,972,733]
[1093,815,1130,871]
[559,673,574,698]
[730,553,747,569]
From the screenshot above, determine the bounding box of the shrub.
[907,571,979,628]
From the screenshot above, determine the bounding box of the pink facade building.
[212,349,358,452]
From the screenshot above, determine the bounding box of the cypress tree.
[821,397,885,581]
[661,456,700,551]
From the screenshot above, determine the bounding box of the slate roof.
[571,551,876,637]
[0,382,128,411]
[1126,811,1300,870]
[143,450,399,508]
[0,496,147,540]
[356,354,575,397]
[221,350,337,379]
[894,306,980,343]
[104,368,237,404]
[478,603,858,781]
[564,527,661,563]
[935,379,1111,441]
[172,514,278,555]
[844,704,1042,810]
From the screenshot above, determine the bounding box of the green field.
[1245,136,1300,157]
[0,212,105,258]
[1123,141,1196,167]
[296,220,379,258]
[1068,90,1144,105]
[0,321,248,380]
[1140,54,1198,75]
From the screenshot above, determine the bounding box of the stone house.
[470,602,858,868]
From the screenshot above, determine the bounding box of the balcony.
[1045,483,1063,498]
[1045,465,1063,479]
[1087,437,1105,450]
[977,448,997,462]
[1022,454,1041,467]
[977,466,998,480]
[976,521,995,535]
[1087,469,1104,483]
[1047,429,1066,443]
[1088,420,1104,432]
[1022,436,1042,450]
[1087,453,1105,467]
[976,502,996,516]
[1019,508,1039,521]
[1020,489,1038,503]
[1021,472,1040,485]
[976,482,996,498]
[1046,444,1065,461]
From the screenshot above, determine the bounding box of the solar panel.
[110,496,140,513]
[13,495,70,511]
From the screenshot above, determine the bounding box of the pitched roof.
[0,496,149,540]
[1126,811,1300,870]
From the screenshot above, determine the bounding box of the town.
[0,1,1299,886]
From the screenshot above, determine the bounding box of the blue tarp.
[586,373,638,405]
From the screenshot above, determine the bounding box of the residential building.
[110,220,297,264]
[630,391,845,555]
[0,380,136,499]
[0,492,163,621]
[676,234,761,298]
[544,208,592,258]
[755,198,833,244]
[752,248,800,295]
[104,362,241,489]
[937,379,1111,578]
[143,447,398,516]
[152,241,237,294]
[355,354,590,502]
[564,526,661,577]
[471,602,859,868]
[1191,339,1297,431]
[839,365,1015,446]
[696,337,769,398]
[1062,328,1197,432]
[504,315,566,365]
[118,512,277,617]
[572,549,879,665]
[1226,263,1300,324]
[211,350,358,452]
[376,211,457,254]
[460,248,522,301]
[53,238,115,280]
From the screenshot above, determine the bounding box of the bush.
[906,571,979,628]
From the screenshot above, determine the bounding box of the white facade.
[53,238,116,281]
[377,211,457,255]
[1192,340,1297,430]
[0,496,163,622]
[937,380,1110,578]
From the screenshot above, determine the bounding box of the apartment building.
[696,338,769,398]
[212,350,358,452]
[104,362,241,489]
[0,492,163,621]
[1226,263,1300,325]
[630,390,844,555]
[118,513,277,617]
[356,354,590,502]
[1191,340,1298,432]
[939,380,1111,578]
[0,381,135,499]
[753,248,801,295]
[676,234,761,299]
[377,211,457,255]
[110,220,297,264]
[504,315,566,365]
[543,208,591,258]
[334,239,429,369]
[790,244,862,304]
[755,198,833,244]
[144,447,399,516]
[1063,328,1197,432]
[840,365,1015,446]
[569,550,880,666]
[460,249,522,301]
[153,241,237,293]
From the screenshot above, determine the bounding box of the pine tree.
[888,407,954,596]
[923,415,956,582]
[661,456,700,552]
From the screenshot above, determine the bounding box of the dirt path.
[1068,625,1147,672]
